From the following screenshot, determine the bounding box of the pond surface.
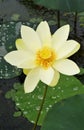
[0,0,84,130]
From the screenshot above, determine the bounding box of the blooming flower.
[4,21,80,93]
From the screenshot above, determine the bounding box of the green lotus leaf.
[33,0,84,12]
[5,74,84,125]
[41,94,84,130]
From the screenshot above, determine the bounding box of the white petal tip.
[24,83,35,93]
[24,84,36,93]
[40,21,48,24]
[75,67,80,74]
[69,65,80,75]
[63,24,70,30]
[4,54,11,64]
[24,88,33,93]
[24,85,35,94]
[78,43,81,49]
[39,21,49,27]
[67,67,80,76]
[21,25,26,28]
[21,25,28,32]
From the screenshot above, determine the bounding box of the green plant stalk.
[32,85,48,130]
[74,12,78,35]
[57,10,60,28]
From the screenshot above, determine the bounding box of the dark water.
[0,0,84,130]
[0,0,30,22]
[0,76,40,130]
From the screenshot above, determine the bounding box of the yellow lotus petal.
[52,25,70,51]
[50,70,60,87]
[16,39,28,50]
[40,67,54,85]
[36,21,51,46]
[21,25,41,53]
[56,40,80,60]
[23,69,30,75]
[24,68,40,93]
[4,50,35,68]
[53,59,80,75]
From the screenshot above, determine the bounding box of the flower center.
[36,46,56,69]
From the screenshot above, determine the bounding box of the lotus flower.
[4,21,80,93]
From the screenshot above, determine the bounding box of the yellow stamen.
[36,46,56,69]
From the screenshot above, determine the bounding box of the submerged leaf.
[0,22,36,79]
[13,111,22,117]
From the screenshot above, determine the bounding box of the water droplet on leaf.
[73,87,79,91]
[38,95,43,100]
